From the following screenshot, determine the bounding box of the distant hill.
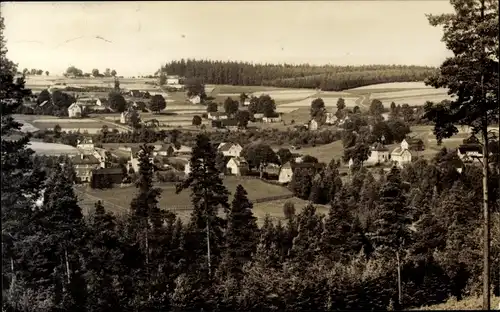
[163,59,438,92]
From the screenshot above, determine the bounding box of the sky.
[2,1,455,77]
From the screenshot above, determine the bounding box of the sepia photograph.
[1,0,499,311]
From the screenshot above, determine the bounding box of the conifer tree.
[221,185,258,280]
[321,198,354,263]
[289,204,323,269]
[370,167,412,308]
[176,134,229,275]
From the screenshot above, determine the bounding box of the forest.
[163,59,437,91]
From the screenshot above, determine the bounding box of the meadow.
[79,176,293,219]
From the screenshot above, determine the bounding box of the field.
[414,295,500,310]
[252,197,329,225]
[78,176,293,220]
[29,117,126,134]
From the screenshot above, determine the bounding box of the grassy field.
[253,197,329,225]
[414,295,500,310]
[79,176,292,216]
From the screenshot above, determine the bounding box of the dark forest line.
[163,59,437,91]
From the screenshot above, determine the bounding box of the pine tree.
[289,204,323,269]
[370,167,412,308]
[176,134,229,276]
[84,201,124,312]
[1,17,45,304]
[220,185,258,281]
[321,198,354,263]
[127,144,165,308]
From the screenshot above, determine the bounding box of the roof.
[72,154,101,165]
[158,144,175,152]
[68,102,81,110]
[93,167,123,175]
[391,147,413,156]
[371,142,388,152]
[404,138,424,145]
[458,143,482,154]
[218,143,232,152]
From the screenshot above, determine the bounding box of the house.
[128,148,154,173]
[154,144,175,157]
[91,167,124,185]
[366,143,390,165]
[212,119,238,130]
[325,112,337,125]
[218,143,243,157]
[309,119,319,131]
[76,98,98,107]
[96,98,108,107]
[208,112,228,121]
[120,107,139,124]
[130,90,142,98]
[226,157,249,176]
[72,154,101,183]
[253,113,264,120]
[391,147,413,168]
[76,137,95,150]
[457,143,483,163]
[278,161,324,184]
[68,103,82,118]
[401,138,425,151]
[189,95,201,104]
[263,115,282,123]
[166,75,180,85]
[243,98,251,106]
[184,162,191,175]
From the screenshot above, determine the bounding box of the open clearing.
[253,197,329,225]
[414,295,500,310]
[81,176,293,216]
[349,82,439,90]
[368,88,449,100]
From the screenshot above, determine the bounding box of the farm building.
[401,138,425,151]
[226,157,249,176]
[72,154,102,183]
[154,144,175,157]
[208,112,228,121]
[96,98,108,106]
[366,143,390,165]
[309,119,319,131]
[189,95,201,104]
[243,98,251,106]
[218,143,243,157]
[120,107,139,124]
[278,161,324,184]
[263,116,282,123]
[457,143,483,163]
[68,103,83,118]
[212,119,238,130]
[91,167,124,186]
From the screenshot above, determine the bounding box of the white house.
[309,119,319,131]
[263,116,282,123]
[184,162,191,175]
[68,103,82,118]
[325,112,337,125]
[253,113,264,120]
[166,75,180,85]
[208,112,228,121]
[366,143,390,165]
[226,157,249,176]
[127,149,154,173]
[189,95,201,104]
[243,98,251,106]
[457,144,483,163]
[218,143,242,157]
[278,162,294,184]
[76,138,95,150]
[391,147,413,168]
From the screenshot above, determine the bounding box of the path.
[94,116,132,132]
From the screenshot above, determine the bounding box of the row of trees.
[163,59,437,91]
[64,66,118,78]
[20,68,49,76]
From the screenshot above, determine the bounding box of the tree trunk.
[10,257,15,289]
[396,250,402,308]
[482,119,490,310]
[64,248,71,284]
[206,221,211,276]
[145,227,149,265]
